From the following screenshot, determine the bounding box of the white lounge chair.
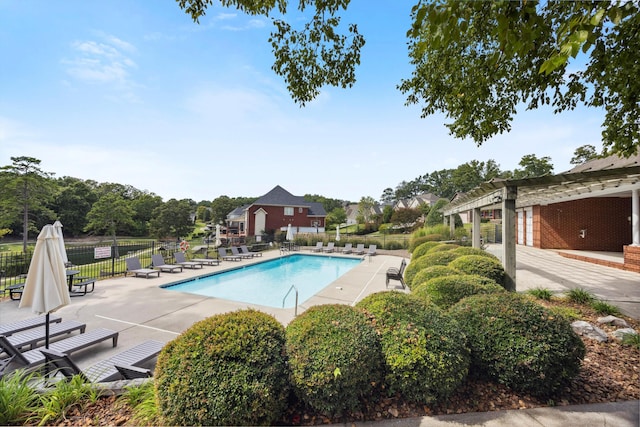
[323,242,335,253]
[311,242,323,252]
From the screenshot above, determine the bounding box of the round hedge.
[427,243,459,253]
[412,274,506,309]
[448,254,505,286]
[356,292,469,404]
[408,265,460,291]
[285,304,384,417]
[404,251,462,288]
[449,293,585,397]
[154,309,289,426]
[451,246,499,259]
[411,241,442,259]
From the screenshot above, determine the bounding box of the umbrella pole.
[45,313,50,348]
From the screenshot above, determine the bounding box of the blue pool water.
[163,254,362,308]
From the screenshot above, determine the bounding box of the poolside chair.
[174,251,204,269]
[190,255,221,266]
[218,248,241,261]
[230,246,253,259]
[0,328,119,376]
[354,243,365,255]
[125,257,160,279]
[323,242,335,253]
[0,315,62,337]
[367,244,377,256]
[386,259,406,289]
[311,242,323,252]
[152,254,183,273]
[3,320,86,353]
[341,243,353,254]
[240,245,262,257]
[40,340,164,383]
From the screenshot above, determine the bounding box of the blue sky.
[0,1,606,203]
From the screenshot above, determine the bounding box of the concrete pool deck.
[0,249,406,369]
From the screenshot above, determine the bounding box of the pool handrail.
[282,284,299,317]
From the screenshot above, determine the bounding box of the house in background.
[224,185,327,241]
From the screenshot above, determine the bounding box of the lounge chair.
[125,257,160,278]
[218,248,241,261]
[0,315,62,337]
[7,282,25,300]
[3,320,86,352]
[230,246,253,259]
[151,254,183,273]
[0,328,119,374]
[311,242,323,252]
[174,251,204,269]
[40,340,164,383]
[323,242,335,253]
[386,259,406,289]
[240,245,262,257]
[354,244,365,255]
[367,244,377,256]
[341,243,353,254]
[191,256,220,266]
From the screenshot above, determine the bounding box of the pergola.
[443,163,640,291]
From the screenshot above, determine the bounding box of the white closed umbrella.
[19,224,70,348]
[53,220,68,266]
[286,224,294,241]
[335,225,341,242]
[215,224,222,247]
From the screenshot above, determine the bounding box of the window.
[284,207,294,216]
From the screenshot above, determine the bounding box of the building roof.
[251,185,326,216]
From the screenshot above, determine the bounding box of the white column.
[632,188,639,246]
[472,208,481,248]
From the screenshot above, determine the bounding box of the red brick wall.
[537,198,632,251]
[247,205,324,235]
[624,245,640,273]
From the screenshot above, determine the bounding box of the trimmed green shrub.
[448,255,505,286]
[404,251,462,288]
[408,265,460,291]
[356,292,469,404]
[427,243,459,253]
[449,293,585,397]
[451,246,499,259]
[154,309,289,426]
[411,241,442,258]
[413,274,506,309]
[285,304,384,417]
[408,236,434,253]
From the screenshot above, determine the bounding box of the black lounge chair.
[230,246,253,259]
[0,328,119,374]
[0,315,62,337]
[240,245,262,257]
[40,340,164,382]
[174,251,204,269]
[386,259,406,289]
[3,320,86,352]
[125,257,160,278]
[152,254,183,273]
[191,257,220,266]
[7,282,25,300]
[218,248,241,261]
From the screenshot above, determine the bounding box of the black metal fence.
[0,241,162,295]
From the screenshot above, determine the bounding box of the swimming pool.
[162,254,362,308]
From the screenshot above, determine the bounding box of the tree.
[390,208,421,230]
[84,193,136,254]
[513,154,554,179]
[425,198,449,227]
[570,144,599,165]
[178,1,638,157]
[130,192,164,236]
[325,207,347,228]
[451,160,502,194]
[149,199,195,240]
[380,188,396,204]
[51,177,98,237]
[0,156,55,252]
[382,205,394,224]
[357,196,377,225]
